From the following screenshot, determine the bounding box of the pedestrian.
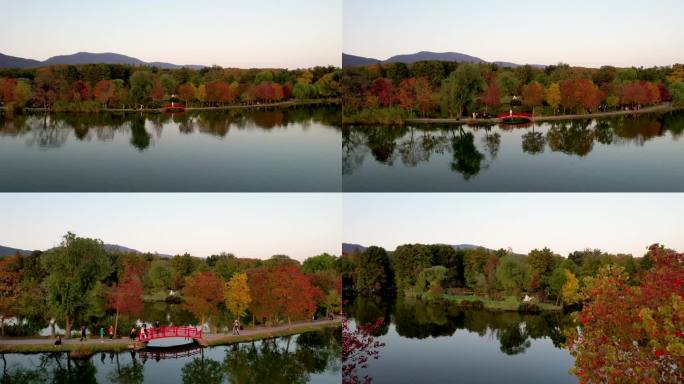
[155,320,160,330]
[99,326,105,339]
[108,325,114,339]
[232,319,240,335]
[130,327,136,341]
[54,335,62,346]
[80,325,87,342]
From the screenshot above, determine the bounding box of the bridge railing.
[138,325,202,341]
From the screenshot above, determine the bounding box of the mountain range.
[342,242,489,255]
[0,243,172,258]
[0,52,204,69]
[342,51,544,68]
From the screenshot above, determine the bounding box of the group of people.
[131,320,162,341]
[53,319,245,345]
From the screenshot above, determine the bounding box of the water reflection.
[343,111,684,191]
[0,328,341,383]
[345,297,574,384]
[348,297,570,353]
[0,106,341,191]
[0,107,340,150]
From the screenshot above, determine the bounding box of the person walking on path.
[108,325,114,339]
[130,327,136,341]
[99,326,105,341]
[54,335,62,346]
[232,319,240,335]
[80,326,87,342]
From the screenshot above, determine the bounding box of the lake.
[0,328,341,383]
[345,297,576,384]
[0,106,341,192]
[342,111,684,191]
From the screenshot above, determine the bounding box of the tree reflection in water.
[0,106,340,150]
[342,111,684,179]
[346,296,572,357]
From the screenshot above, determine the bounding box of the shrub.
[460,300,484,309]
[518,302,541,314]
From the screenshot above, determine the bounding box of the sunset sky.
[344,193,683,257]
[344,0,684,67]
[2,0,341,68]
[0,193,342,260]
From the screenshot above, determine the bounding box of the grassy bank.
[0,341,131,356]
[204,321,341,347]
[443,294,562,312]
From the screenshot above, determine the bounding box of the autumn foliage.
[182,271,224,329]
[342,318,386,384]
[566,245,683,383]
[106,270,144,336]
[247,264,324,328]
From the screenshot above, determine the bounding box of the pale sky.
[2,0,341,68]
[344,0,684,67]
[343,194,684,257]
[0,193,342,260]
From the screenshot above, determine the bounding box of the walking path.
[0,318,342,353]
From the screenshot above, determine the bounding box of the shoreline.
[1,98,340,114]
[358,104,684,126]
[0,318,341,355]
[404,103,681,125]
[442,294,562,312]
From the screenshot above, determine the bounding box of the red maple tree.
[107,270,144,337]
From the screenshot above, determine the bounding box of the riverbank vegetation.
[0,232,342,339]
[342,243,658,313]
[342,61,684,124]
[0,63,340,112]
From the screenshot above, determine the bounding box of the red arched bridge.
[138,326,203,342]
[497,112,533,123]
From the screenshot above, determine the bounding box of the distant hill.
[342,53,381,67]
[385,51,485,65]
[0,51,204,69]
[342,51,544,68]
[0,243,173,258]
[342,243,367,255]
[0,53,41,69]
[342,242,492,254]
[0,245,32,257]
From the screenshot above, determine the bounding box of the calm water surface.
[0,328,340,383]
[0,106,341,191]
[347,297,576,384]
[343,111,684,191]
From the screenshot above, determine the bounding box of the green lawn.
[443,294,561,311]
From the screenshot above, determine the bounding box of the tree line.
[342,243,660,307]
[342,61,684,123]
[0,233,342,338]
[0,63,340,112]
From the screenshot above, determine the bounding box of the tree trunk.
[65,317,72,338]
[114,310,119,339]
